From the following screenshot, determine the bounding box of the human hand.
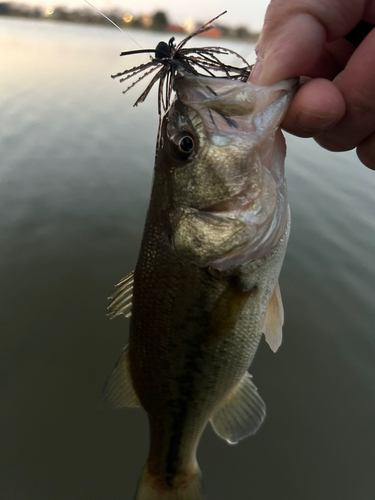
[249,0,375,170]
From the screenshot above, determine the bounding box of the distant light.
[179,18,195,33]
[141,15,152,28]
[123,13,133,23]
[44,7,54,16]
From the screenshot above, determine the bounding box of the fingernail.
[296,111,338,132]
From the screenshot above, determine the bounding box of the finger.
[314,29,375,151]
[364,1,375,22]
[357,132,375,170]
[324,38,355,69]
[281,79,346,137]
[250,0,367,85]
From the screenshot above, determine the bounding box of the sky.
[19,0,271,31]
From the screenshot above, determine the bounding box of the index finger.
[250,0,368,85]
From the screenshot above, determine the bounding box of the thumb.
[249,0,367,85]
[250,12,326,85]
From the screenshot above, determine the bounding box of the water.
[1,18,375,500]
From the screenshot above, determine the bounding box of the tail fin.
[135,464,205,500]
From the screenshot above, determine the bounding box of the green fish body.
[105,71,296,500]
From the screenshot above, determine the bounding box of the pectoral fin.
[102,345,141,408]
[263,282,284,353]
[210,371,266,444]
[107,271,134,319]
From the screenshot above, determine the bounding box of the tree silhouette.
[152,11,168,31]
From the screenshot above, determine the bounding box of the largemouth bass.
[105,67,295,499]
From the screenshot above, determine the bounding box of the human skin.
[249,0,375,170]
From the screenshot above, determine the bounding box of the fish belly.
[128,213,290,484]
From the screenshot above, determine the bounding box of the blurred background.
[1,3,375,499]
[0,0,267,36]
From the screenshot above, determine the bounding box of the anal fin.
[210,371,266,444]
[107,271,134,319]
[263,282,284,353]
[102,344,141,408]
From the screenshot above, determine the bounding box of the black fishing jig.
[111,12,252,115]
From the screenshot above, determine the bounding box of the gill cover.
[165,70,296,269]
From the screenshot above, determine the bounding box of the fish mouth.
[170,71,296,267]
[174,69,297,140]
[192,163,281,268]
[200,185,261,215]
[200,175,277,231]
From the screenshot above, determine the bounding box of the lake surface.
[1,17,375,500]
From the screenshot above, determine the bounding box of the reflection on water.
[1,17,375,500]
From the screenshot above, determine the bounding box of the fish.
[104,11,297,498]
[105,64,296,499]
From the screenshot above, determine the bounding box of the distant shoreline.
[0,9,260,43]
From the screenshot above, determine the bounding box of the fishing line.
[83,0,146,51]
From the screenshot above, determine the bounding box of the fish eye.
[172,133,195,160]
[178,136,194,153]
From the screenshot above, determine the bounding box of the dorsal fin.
[210,371,266,444]
[263,282,284,353]
[102,344,141,408]
[107,271,134,319]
